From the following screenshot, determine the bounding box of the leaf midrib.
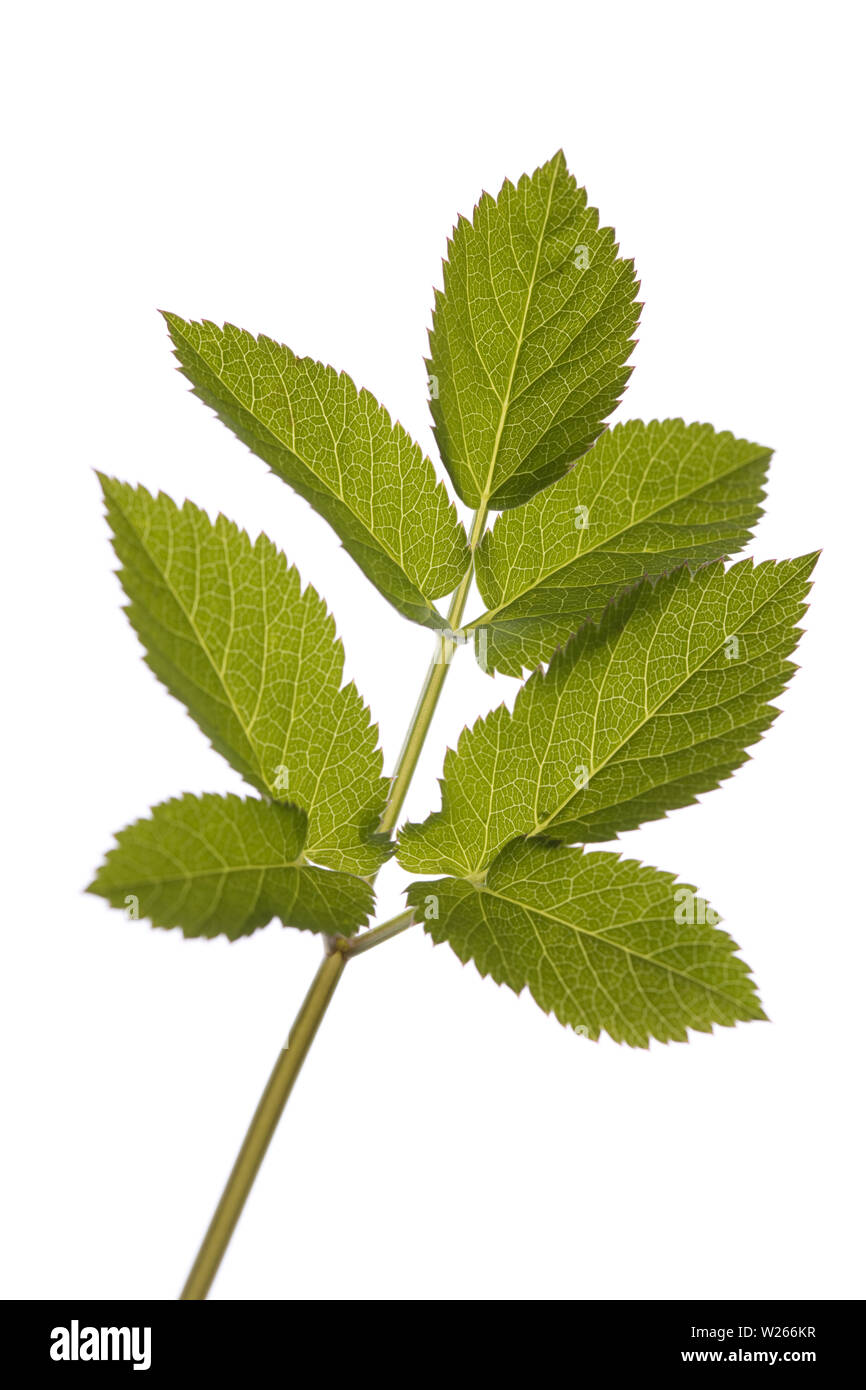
[113,495,266,787]
[173,322,442,622]
[475,151,563,511]
[479,882,752,1012]
[470,441,767,628]
[106,858,312,888]
[531,560,809,837]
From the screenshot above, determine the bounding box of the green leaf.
[407,838,764,1047]
[162,314,469,628]
[88,794,373,940]
[427,151,640,510]
[399,554,818,876]
[468,419,772,675]
[101,477,389,875]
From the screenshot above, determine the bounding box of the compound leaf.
[399,554,817,876]
[101,477,389,874]
[163,314,470,627]
[427,150,640,510]
[407,838,764,1047]
[89,793,373,940]
[468,419,772,675]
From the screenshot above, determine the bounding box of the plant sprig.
[88,152,817,1298]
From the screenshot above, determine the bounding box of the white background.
[2,0,863,1301]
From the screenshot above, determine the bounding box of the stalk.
[179,505,488,1299]
[180,949,345,1300]
[377,502,488,833]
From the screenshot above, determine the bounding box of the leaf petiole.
[336,907,417,957]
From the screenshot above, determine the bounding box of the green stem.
[338,907,416,957]
[180,948,346,1300]
[377,503,488,834]
[179,504,488,1299]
